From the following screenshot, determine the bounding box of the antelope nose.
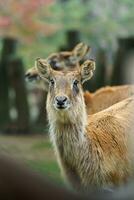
[55,96,67,106]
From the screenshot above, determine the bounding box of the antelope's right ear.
[35,58,51,81]
[80,59,95,84]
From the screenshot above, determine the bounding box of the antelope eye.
[50,60,60,70]
[50,78,55,85]
[73,80,79,86]
[73,80,79,94]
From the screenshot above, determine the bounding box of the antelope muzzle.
[54,95,70,110]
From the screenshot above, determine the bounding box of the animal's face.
[46,70,81,111]
[25,43,90,90]
[36,58,95,112]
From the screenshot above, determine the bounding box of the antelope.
[25,43,134,115]
[35,58,134,191]
[25,42,90,90]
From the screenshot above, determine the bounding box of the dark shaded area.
[1,154,134,200]
[60,30,81,51]
[111,37,134,85]
[0,38,30,133]
[0,38,16,129]
[8,58,30,133]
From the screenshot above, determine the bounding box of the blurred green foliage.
[0,0,133,67]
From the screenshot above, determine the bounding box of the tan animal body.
[84,85,134,114]
[35,58,134,190]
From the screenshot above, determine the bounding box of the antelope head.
[36,58,95,123]
[25,43,90,91]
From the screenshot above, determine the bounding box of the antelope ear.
[81,60,95,83]
[35,58,51,81]
[72,43,90,62]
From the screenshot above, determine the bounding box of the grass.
[0,134,63,184]
[31,140,52,150]
[28,160,62,183]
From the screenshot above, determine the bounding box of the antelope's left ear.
[35,58,51,81]
[72,43,90,62]
[81,60,95,83]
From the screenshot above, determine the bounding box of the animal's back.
[85,96,134,187]
[85,85,134,114]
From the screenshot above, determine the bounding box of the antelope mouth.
[56,105,67,109]
[54,104,69,110]
[54,102,71,111]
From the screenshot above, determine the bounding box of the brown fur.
[84,85,134,114]
[35,58,134,191]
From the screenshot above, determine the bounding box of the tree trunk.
[83,48,107,92]
[60,30,80,51]
[95,48,107,89]
[36,90,48,131]
[8,58,30,133]
[111,37,134,85]
[0,38,17,130]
